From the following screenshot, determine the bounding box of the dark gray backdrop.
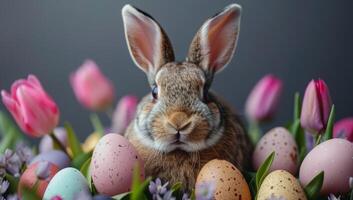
[1,0,352,140]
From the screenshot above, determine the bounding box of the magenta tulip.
[112,95,138,134]
[300,79,332,134]
[1,75,59,137]
[333,117,353,142]
[70,59,115,111]
[245,74,283,122]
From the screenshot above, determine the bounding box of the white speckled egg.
[253,127,298,174]
[299,138,353,195]
[196,159,251,200]
[43,167,89,200]
[91,133,145,196]
[258,170,307,200]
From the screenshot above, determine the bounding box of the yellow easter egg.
[258,170,307,200]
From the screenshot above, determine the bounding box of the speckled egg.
[253,127,298,175]
[43,167,90,200]
[258,170,307,200]
[82,132,101,152]
[91,133,145,196]
[18,161,59,198]
[299,138,353,195]
[30,150,70,169]
[196,159,251,200]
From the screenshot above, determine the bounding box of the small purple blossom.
[182,193,191,200]
[0,180,9,194]
[328,194,341,200]
[3,149,21,177]
[6,194,19,200]
[148,178,178,200]
[36,161,50,180]
[15,142,34,164]
[195,181,215,200]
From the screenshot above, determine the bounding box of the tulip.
[333,117,353,142]
[245,74,283,122]
[111,95,138,134]
[1,75,59,137]
[70,59,115,111]
[300,79,332,134]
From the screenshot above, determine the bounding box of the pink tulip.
[112,95,138,134]
[70,60,115,111]
[333,117,353,142]
[1,75,59,137]
[300,79,332,134]
[245,74,283,122]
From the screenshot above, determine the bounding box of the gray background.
[0,0,352,140]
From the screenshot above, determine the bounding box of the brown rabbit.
[122,4,252,190]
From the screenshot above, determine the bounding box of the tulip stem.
[314,134,322,146]
[50,132,71,159]
[248,121,261,144]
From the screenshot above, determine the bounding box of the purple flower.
[3,149,21,177]
[305,132,314,151]
[15,142,34,164]
[36,161,50,180]
[0,180,9,194]
[6,194,19,200]
[328,194,341,200]
[148,178,177,200]
[182,193,191,200]
[195,181,215,200]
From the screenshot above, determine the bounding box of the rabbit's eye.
[151,85,158,99]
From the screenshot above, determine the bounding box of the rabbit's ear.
[122,5,175,81]
[187,4,241,76]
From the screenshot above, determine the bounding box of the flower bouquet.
[0,3,353,200]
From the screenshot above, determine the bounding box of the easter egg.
[30,150,70,169]
[39,127,68,153]
[43,167,89,200]
[299,138,353,195]
[257,170,307,200]
[196,159,251,200]
[253,127,298,174]
[91,133,145,196]
[18,161,59,198]
[82,132,101,152]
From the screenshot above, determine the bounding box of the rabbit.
[122,3,252,191]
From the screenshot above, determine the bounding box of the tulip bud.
[1,75,59,137]
[111,95,138,134]
[70,60,115,111]
[333,117,353,142]
[245,74,283,122]
[300,79,332,134]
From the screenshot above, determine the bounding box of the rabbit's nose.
[166,112,192,132]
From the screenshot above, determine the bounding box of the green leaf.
[304,171,324,200]
[64,122,84,158]
[5,173,19,193]
[71,151,93,169]
[130,164,151,200]
[322,105,335,142]
[248,121,262,145]
[80,157,91,179]
[0,111,23,152]
[22,186,41,200]
[350,189,353,200]
[90,113,104,136]
[113,192,131,200]
[291,120,307,163]
[255,151,275,191]
[190,189,196,200]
